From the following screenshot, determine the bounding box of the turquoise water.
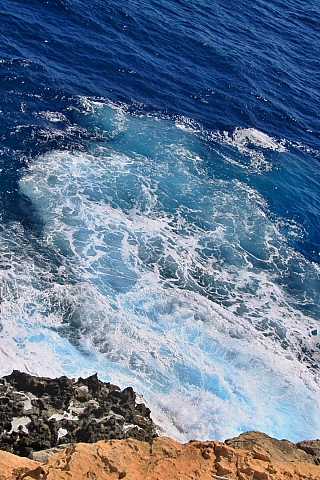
[0,0,319,442]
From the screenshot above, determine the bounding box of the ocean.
[0,0,319,443]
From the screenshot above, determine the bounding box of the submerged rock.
[0,370,157,457]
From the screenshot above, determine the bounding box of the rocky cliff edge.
[1,434,320,480]
[1,371,320,479]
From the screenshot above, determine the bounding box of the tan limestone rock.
[1,436,320,480]
[225,430,317,464]
[0,450,43,480]
[296,439,320,464]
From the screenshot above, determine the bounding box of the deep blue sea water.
[0,0,320,442]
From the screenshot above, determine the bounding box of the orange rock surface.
[1,436,320,480]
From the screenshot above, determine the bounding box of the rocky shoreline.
[1,371,320,479]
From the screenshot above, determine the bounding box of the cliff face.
[1,435,320,480]
[1,371,320,480]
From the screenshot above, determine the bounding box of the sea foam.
[1,102,319,442]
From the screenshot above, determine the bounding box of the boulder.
[225,430,317,464]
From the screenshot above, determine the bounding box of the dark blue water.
[0,0,320,442]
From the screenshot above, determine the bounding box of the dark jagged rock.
[0,370,157,457]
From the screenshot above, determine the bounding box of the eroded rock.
[225,430,319,464]
[1,437,320,480]
[0,371,157,457]
[296,439,320,465]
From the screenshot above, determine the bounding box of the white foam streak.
[226,128,287,153]
[1,104,319,442]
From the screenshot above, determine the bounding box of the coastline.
[0,371,320,479]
